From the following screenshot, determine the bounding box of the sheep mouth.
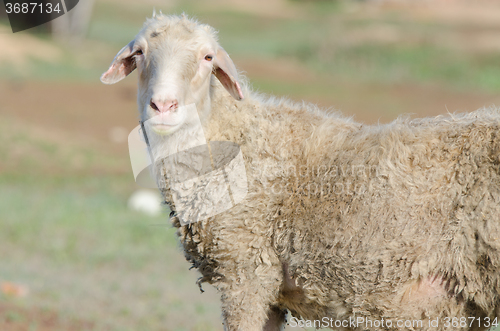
[148,111,185,126]
[152,123,178,129]
[149,122,182,135]
[147,114,184,130]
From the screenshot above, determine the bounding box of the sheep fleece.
[163,74,500,330]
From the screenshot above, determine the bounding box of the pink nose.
[150,99,178,113]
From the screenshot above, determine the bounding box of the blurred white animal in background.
[127,189,163,216]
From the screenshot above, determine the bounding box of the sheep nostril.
[150,100,159,111]
[171,100,178,111]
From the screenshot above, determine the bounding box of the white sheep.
[101,13,500,331]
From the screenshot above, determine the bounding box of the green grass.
[0,178,171,264]
[0,176,223,331]
[302,44,500,91]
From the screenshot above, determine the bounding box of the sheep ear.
[101,40,137,84]
[214,47,244,100]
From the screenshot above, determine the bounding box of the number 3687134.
[5,2,62,14]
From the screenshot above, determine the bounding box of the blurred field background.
[1,0,500,330]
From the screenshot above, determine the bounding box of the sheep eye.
[135,49,143,56]
[205,55,213,61]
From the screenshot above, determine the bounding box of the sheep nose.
[150,99,178,113]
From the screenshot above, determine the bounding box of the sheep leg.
[263,306,287,331]
[221,289,281,331]
[219,269,282,331]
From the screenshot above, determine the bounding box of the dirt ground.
[0,301,94,331]
[1,72,499,146]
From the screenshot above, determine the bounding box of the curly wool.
[164,71,500,329]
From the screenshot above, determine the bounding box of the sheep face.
[101,14,244,136]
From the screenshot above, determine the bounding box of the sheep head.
[100,13,244,136]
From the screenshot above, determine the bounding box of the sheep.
[100,13,500,331]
